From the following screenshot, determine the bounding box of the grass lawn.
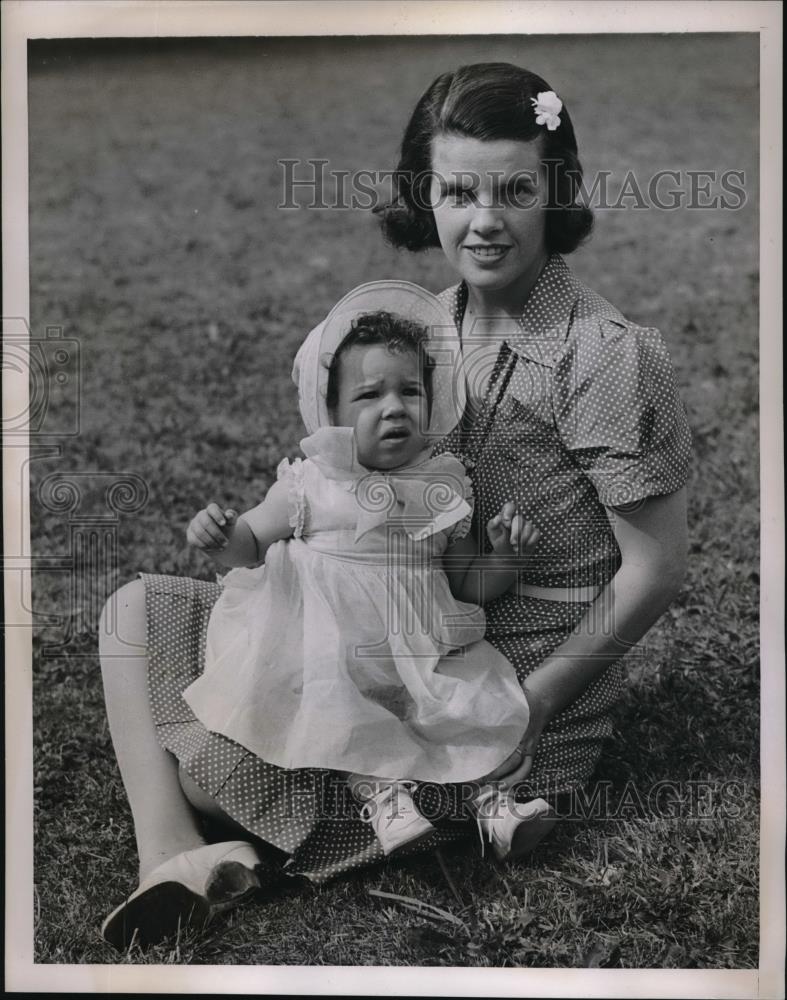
[28,34,759,967]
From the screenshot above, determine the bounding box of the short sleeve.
[276,457,307,537]
[552,319,692,507]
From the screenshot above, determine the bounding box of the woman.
[377,62,692,796]
[98,62,691,950]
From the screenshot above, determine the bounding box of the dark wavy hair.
[326,311,435,414]
[376,62,593,254]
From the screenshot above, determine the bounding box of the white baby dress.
[183,427,530,784]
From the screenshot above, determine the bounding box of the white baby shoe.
[359,781,435,855]
[101,840,261,950]
[473,787,556,861]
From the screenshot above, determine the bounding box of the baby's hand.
[487,501,540,555]
[186,503,238,551]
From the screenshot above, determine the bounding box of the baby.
[185,282,541,859]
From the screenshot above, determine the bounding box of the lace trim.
[276,456,307,538]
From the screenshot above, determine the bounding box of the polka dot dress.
[141,254,691,884]
[437,254,692,588]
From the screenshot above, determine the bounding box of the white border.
[3,2,783,996]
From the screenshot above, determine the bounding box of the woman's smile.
[463,243,513,264]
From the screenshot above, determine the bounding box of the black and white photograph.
[3,1,783,994]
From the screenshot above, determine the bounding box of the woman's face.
[428,134,549,303]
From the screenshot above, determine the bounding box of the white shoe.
[474,787,556,862]
[359,781,435,856]
[101,840,260,950]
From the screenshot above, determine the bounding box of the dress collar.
[448,253,580,367]
[516,253,579,343]
[299,426,470,542]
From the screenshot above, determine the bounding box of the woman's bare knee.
[99,579,147,659]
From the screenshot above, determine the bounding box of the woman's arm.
[444,502,541,604]
[186,479,294,568]
[488,486,688,785]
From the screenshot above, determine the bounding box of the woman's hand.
[478,682,553,789]
[186,503,238,551]
[487,501,540,556]
[491,488,690,742]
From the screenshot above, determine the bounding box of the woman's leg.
[99,579,207,880]
[178,767,253,837]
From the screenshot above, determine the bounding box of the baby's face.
[330,344,430,470]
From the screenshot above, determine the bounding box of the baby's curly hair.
[376,62,593,255]
[326,311,435,413]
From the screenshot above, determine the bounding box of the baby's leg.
[346,771,386,801]
[99,579,206,880]
[471,782,556,862]
[348,772,434,855]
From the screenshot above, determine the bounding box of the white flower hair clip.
[531,91,562,131]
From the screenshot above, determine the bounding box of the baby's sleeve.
[551,319,692,507]
[276,457,307,537]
